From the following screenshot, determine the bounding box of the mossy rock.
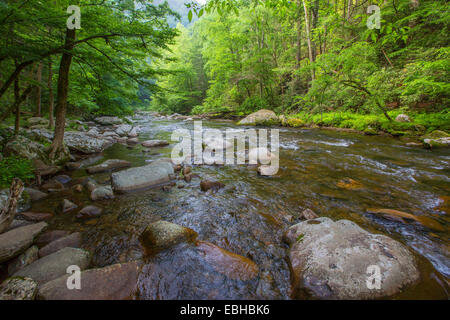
[286,118,305,128]
[363,128,378,135]
[423,130,450,140]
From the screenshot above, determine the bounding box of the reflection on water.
[30,116,449,299]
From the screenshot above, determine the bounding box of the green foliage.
[0,156,35,188]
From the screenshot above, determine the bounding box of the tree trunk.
[50,28,76,160]
[35,62,43,117]
[14,78,20,135]
[302,0,315,81]
[48,57,54,128]
[0,178,24,234]
[0,86,33,123]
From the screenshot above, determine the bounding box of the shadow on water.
[28,116,449,299]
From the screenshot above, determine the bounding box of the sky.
[196,0,207,4]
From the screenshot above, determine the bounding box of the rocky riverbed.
[0,111,448,300]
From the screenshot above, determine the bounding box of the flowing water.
[27,115,450,299]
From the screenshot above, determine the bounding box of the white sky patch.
[196,0,207,4]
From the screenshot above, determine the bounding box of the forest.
[0,0,449,302]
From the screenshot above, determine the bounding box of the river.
[28,114,450,299]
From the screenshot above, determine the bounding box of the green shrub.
[0,156,35,188]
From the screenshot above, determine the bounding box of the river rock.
[284,217,420,299]
[196,241,259,281]
[86,159,131,174]
[140,220,198,254]
[257,165,278,176]
[7,246,39,275]
[54,174,72,184]
[94,116,123,125]
[423,137,450,149]
[13,247,91,286]
[299,209,319,220]
[0,277,37,300]
[5,219,33,232]
[17,212,53,222]
[395,114,411,122]
[38,232,82,258]
[127,137,139,144]
[35,230,71,248]
[38,261,140,300]
[90,186,114,200]
[27,117,49,127]
[24,188,48,202]
[237,109,280,125]
[64,131,112,154]
[76,206,102,219]
[41,180,64,192]
[0,222,47,263]
[200,180,225,192]
[61,199,77,213]
[127,127,138,137]
[115,124,132,137]
[111,160,174,192]
[141,140,169,148]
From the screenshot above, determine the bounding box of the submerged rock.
[24,188,48,202]
[13,247,91,286]
[111,160,174,192]
[284,217,420,299]
[141,140,169,148]
[38,261,140,300]
[61,199,78,213]
[94,116,123,125]
[86,159,131,174]
[76,206,103,219]
[0,222,47,263]
[366,208,444,231]
[200,180,225,192]
[196,241,259,281]
[237,109,280,125]
[17,212,53,222]
[140,220,197,254]
[0,277,37,300]
[35,230,71,248]
[38,232,82,258]
[90,186,114,201]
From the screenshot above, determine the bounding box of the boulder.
[5,219,33,232]
[196,241,259,281]
[127,127,138,137]
[115,124,132,137]
[61,199,77,213]
[141,140,169,148]
[17,212,53,222]
[140,220,197,254]
[4,135,47,162]
[395,114,411,122]
[86,159,131,174]
[283,217,420,299]
[38,261,139,300]
[76,206,103,219]
[94,116,123,125]
[200,180,224,192]
[38,232,82,258]
[0,277,37,300]
[8,246,39,275]
[35,230,71,248]
[64,131,112,154]
[237,109,280,125]
[13,247,91,286]
[111,160,174,192]
[0,222,47,263]
[423,137,450,149]
[24,188,48,202]
[90,186,114,201]
[27,117,49,126]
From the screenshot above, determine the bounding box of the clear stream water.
[26,116,450,299]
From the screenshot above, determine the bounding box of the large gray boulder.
[64,131,112,154]
[3,135,47,162]
[0,277,38,300]
[284,217,420,299]
[237,109,279,125]
[94,116,123,125]
[111,160,174,192]
[13,247,91,286]
[38,261,140,300]
[86,159,131,174]
[115,124,132,137]
[90,186,114,201]
[0,222,47,263]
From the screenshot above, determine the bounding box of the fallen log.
[0,178,24,234]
